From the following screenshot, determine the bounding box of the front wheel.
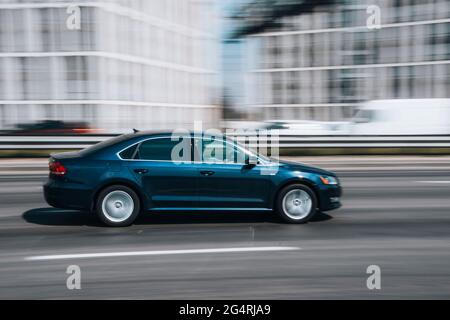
[276,184,317,224]
[96,185,140,227]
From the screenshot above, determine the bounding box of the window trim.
[116,135,268,165]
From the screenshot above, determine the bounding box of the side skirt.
[147,208,273,213]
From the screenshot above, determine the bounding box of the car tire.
[96,185,140,227]
[276,184,317,224]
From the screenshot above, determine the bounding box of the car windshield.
[353,109,376,123]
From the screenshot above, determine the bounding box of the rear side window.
[137,137,189,161]
[119,144,138,160]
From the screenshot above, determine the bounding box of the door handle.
[200,171,215,177]
[134,168,149,175]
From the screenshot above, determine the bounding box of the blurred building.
[0,0,220,131]
[231,0,450,121]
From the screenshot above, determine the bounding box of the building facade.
[0,0,220,131]
[238,0,450,121]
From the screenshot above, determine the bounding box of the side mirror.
[245,155,258,167]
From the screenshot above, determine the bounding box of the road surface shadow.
[22,208,333,227]
[22,208,101,227]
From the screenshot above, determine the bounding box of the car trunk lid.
[50,151,82,160]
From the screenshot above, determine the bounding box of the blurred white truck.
[223,99,450,136]
[351,99,450,135]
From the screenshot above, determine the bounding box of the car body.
[44,131,342,226]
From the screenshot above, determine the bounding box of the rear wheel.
[96,185,140,227]
[276,184,317,224]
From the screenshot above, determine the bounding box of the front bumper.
[318,185,342,211]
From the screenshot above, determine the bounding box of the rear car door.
[124,136,197,209]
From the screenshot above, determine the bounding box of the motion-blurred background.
[0,0,220,133]
[0,0,449,145]
[223,0,450,136]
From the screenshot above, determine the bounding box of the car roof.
[83,131,239,159]
[129,130,227,139]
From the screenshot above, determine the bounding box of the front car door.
[194,136,273,209]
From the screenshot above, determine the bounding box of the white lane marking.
[416,181,450,184]
[25,246,300,261]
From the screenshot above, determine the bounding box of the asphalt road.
[0,158,450,299]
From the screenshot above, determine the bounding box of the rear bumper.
[318,185,342,211]
[44,180,92,211]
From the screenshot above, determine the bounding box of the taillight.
[49,160,67,176]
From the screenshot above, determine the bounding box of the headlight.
[320,175,338,185]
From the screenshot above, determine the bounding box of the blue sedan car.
[44,131,342,227]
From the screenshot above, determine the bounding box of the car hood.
[277,159,336,177]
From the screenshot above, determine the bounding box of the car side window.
[137,137,188,161]
[195,138,246,164]
[119,144,138,160]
